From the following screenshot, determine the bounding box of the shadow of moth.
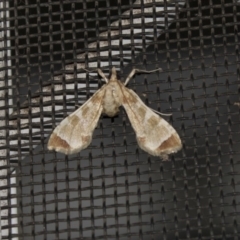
[48,67,182,159]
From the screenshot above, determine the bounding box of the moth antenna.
[81,68,108,83]
[97,68,109,83]
[124,68,162,86]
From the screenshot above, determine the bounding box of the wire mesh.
[1,0,240,239]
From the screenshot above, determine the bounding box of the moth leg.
[81,68,108,83]
[150,107,172,117]
[124,68,162,86]
[97,69,109,83]
[81,68,95,73]
[142,94,172,116]
[124,69,137,86]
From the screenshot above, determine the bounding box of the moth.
[48,67,182,159]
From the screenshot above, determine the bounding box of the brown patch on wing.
[137,137,145,145]
[91,94,102,104]
[138,107,146,119]
[158,134,181,151]
[81,105,89,117]
[147,116,159,127]
[122,89,138,104]
[82,135,91,144]
[69,115,80,126]
[48,133,70,150]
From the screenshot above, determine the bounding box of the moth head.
[110,67,117,81]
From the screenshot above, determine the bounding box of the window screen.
[1,0,240,239]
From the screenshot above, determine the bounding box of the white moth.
[48,67,182,159]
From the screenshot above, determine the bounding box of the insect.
[48,67,182,159]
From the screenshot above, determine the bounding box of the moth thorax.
[102,83,122,117]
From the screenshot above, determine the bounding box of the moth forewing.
[47,86,106,154]
[120,85,182,159]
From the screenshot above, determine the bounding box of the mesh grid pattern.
[1,0,240,239]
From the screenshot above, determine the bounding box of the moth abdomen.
[102,100,121,117]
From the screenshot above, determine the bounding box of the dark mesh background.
[1,0,240,239]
